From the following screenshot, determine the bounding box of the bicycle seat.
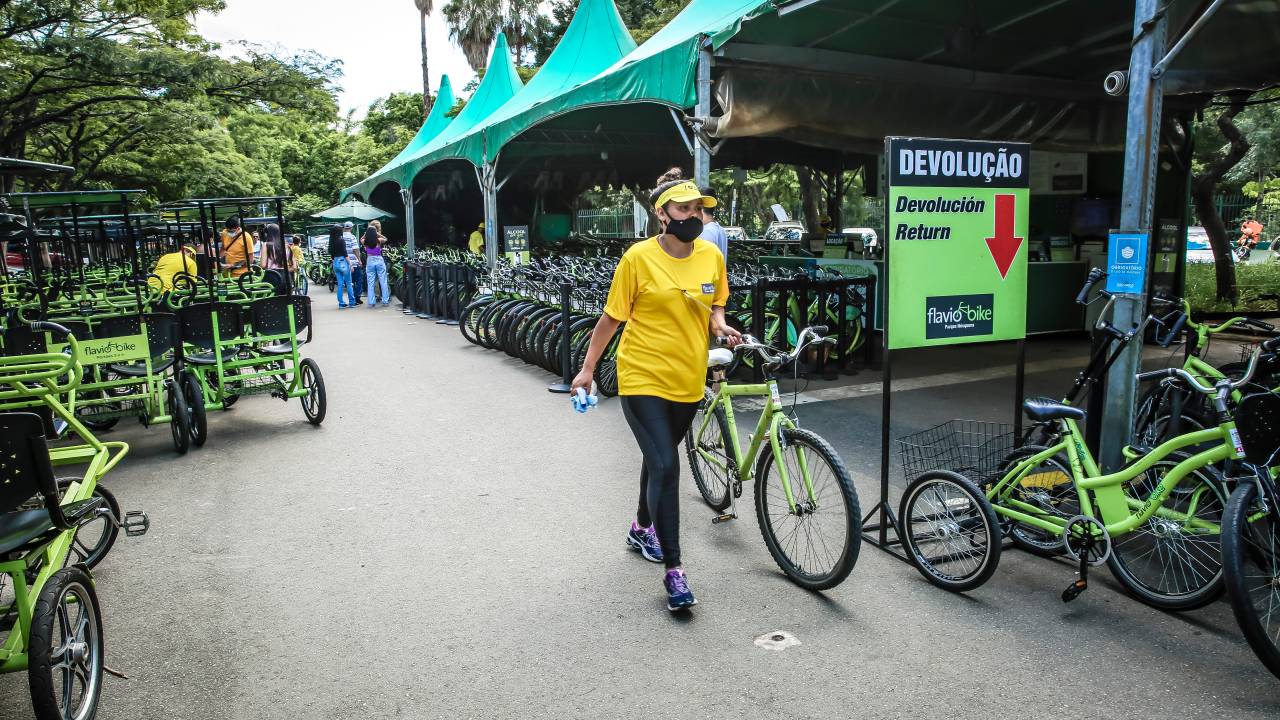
[1022,397,1087,423]
[707,347,733,368]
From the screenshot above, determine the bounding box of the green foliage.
[0,0,409,210]
[1185,260,1280,313]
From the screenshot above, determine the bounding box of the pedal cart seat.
[0,413,104,555]
[1022,397,1087,423]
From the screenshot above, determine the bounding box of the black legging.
[621,395,700,569]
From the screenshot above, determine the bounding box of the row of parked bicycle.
[0,169,327,719]
[892,267,1280,679]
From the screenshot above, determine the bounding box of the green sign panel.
[886,137,1030,349]
[49,333,149,365]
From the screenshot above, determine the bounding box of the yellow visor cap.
[655,181,717,210]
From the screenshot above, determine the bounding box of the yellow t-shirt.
[468,230,485,254]
[220,229,255,277]
[603,238,729,403]
[149,250,196,291]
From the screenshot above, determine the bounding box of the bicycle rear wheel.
[1223,480,1280,678]
[754,427,861,590]
[685,388,737,511]
[899,470,1001,592]
[1106,453,1226,611]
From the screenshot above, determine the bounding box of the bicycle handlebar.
[729,325,834,367]
[1076,267,1106,305]
[1137,346,1262,395]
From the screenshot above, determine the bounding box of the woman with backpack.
[363,225,390,307]
[329,224,357,308]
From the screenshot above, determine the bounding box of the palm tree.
[502,0,547,64]
[443,0,503,72]
[415,0,435,119]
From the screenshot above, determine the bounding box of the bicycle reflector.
[1236,391,1280,465]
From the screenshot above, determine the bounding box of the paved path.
[2,299,1275,719]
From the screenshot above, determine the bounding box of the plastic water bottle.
[572,387,598,414]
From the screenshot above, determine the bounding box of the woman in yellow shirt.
[572,168,741,612]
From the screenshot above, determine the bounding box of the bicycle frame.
[695,378,815,514]
[989,416,1237,540]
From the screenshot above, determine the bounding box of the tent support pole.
[400,186,416,255]
[694,38,713,189]
[1100,0,1165,471]
[482,161,498,269]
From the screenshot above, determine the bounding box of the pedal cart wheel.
[182,371,208,447]
[166,378,190,454]
[300,357,326,425]
[899,470,1001,592]
[28,566,105,720]
[59,481,120,570]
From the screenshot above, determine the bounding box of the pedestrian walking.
[363,225,390,307]
[699,187,729,265]
[571,167,741,612]
[329,224,357,308]
[343,221,365,304]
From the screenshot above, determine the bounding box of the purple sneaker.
[626,522,663,563]
[664,568,696,611]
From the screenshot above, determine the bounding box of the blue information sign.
[1106,231,1149,294]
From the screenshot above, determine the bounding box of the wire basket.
[898,419,1015,484]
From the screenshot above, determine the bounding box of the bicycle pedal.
[712,513,737,524]
[123,510,150,537]
[1061,579,1087,603]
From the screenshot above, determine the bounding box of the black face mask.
[664,216,703,243]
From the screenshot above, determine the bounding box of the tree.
[415,0,435,119]
[1190,89,1280,301]
[536,0,688,62]
[443,0,503,72]
[503,0,550,65]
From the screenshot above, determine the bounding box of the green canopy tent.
[343,75,458,203]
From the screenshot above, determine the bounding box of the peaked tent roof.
[390,32,524,189]
[343,76,458,201]
[413,0,636,170]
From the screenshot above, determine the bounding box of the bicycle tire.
[1222,481,1280,679]
[1106,451,1227,611]
[685,387,737,511]
[993,445,1075,557]
[754,427,860,590]
[900,470,1001,592]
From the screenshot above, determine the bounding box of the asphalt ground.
[1,299,1275,719]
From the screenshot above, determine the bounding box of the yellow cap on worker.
[654,181,717,210]
[478,222,485,229]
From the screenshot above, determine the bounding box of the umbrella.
[311,199,395,222]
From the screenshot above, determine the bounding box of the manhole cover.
[754,630,800,651]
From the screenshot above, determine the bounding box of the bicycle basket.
[1237,391,1280,466]
[897,420,1014,483]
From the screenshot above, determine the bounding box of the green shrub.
[1185,261,1280,313]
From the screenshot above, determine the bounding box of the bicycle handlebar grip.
[1076,268,1105,305]
[1245,318,1276,333]
[1159,314,1187,348]
[1136,368,1177,382]
[1264,336,1280,353]
[30,321,73,338]
[811,325,829,337]
[1097,321,1127,341]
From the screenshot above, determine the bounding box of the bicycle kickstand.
[1062,542,1090,603]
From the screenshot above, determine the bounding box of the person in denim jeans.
[328,224,357,308]
[362,226,390,306]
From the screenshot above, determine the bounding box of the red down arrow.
[985,194,1023,280]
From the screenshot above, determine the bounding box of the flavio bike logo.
[925,294,994,339]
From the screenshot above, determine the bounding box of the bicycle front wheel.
[685,388,737,511]
[1106,453,1227,610]
[1223,481,1280,679]
[754,427,861,590]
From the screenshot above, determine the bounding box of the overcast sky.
[197,1,479,119]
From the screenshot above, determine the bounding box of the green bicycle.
[685,325,861,590]
[898,350,1274,610]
